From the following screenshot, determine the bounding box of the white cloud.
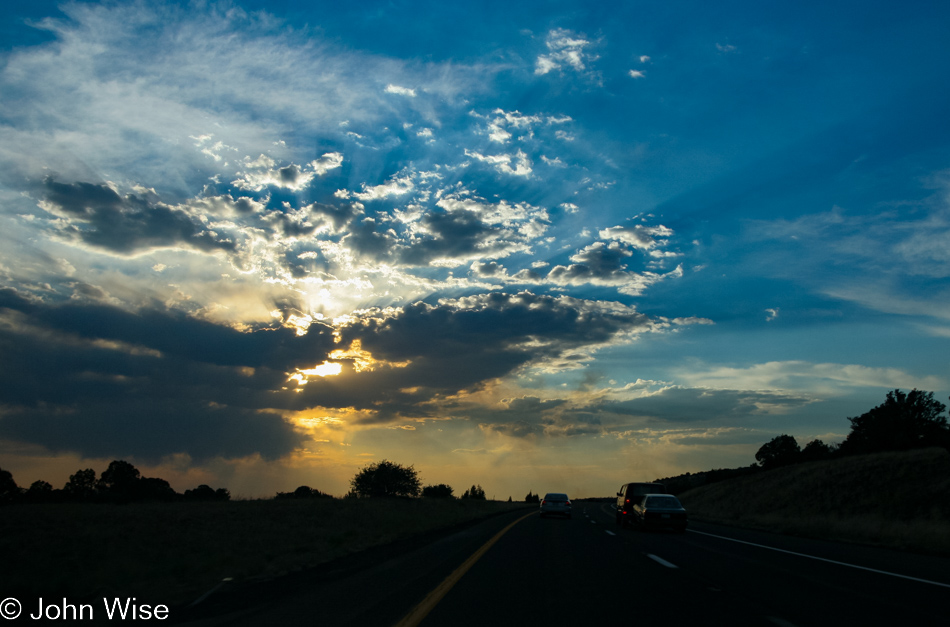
[465,149,533,177]
[348,173,415,201]
[231,152,342,191]
[535,29,598,77]
[678,361,945,395]
[385,84,417,97]
[600,223,673,251]
[628,70,645,79]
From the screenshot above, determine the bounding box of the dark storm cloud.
[0,288,336,460]
[471,261,506,278]
[308,201,361,232]
[316,292,652,424]
[341,217,400,260]
[397,210,514,265]
[0,286,654,456]
[546,241,632,283]
[341,208,528,267]
[260,206,319,238]
[40,179,237,254]
[342,292,649,369]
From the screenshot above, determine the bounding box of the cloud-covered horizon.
[1,0,948,497]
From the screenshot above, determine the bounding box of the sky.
[1,0,949,499]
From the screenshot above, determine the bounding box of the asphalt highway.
[176,503,950,627]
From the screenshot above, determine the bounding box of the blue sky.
[1,0,948,498]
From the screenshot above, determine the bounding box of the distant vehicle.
[616,482,667,526]
[539,493,572,519]
[630,494,688,532]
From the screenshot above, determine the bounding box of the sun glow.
[328,340,411,372]
[288,361,343,385]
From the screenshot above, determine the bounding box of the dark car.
[630,494,687,532]
[615,482,667,527]
[539,493,572,518]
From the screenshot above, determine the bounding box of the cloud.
[39,179,238,256]
[535,28,599,77]
[385,84,417,97]
[232,153,343,192]
[465,149,534,177]
[600,223,673,251]
[677,361,946,395]
[345,172,416,201]
[0,288,335,460]
[745,182,950,319]
[545,241,683,295]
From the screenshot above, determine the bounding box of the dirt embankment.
[679,447,950,555]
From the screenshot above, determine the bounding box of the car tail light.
[625,498,630,503]
[565,500,571,506]
[541,499,546,505]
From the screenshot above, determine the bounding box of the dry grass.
[679,447,950,555]
[0,497,521,605]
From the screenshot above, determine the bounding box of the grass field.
[0,497,523,606]
[678,447,950,555]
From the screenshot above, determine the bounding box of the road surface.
[177,502,950,626]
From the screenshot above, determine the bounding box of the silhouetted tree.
[755,435,801,469]
[184,484,218,501]
[279,485,333,499]
[461,484,486,500]
[64,468,98,501]
[24,480,54,503]
[422,484,454,498]
[801,439,833,462]
[525,491,540,504]
[97,460,141,502]
[294,485,315,499]
[349,460,421,498]
[137,477,178,502]
[215,488,231,501]
[841,389,949,455]
[0,468,20,503]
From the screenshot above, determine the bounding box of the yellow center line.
[394,511,535,627]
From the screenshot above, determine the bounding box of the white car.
[539,493,572,519]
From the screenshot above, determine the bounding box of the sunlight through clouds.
[0,0,948,497]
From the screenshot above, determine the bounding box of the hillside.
[678,447,950,555]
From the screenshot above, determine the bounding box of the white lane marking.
[590,519,597,524]
[646,553,679,569]
[688,529,950,589]
[605,530,616,536]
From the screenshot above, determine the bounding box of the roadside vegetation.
[669,389,950,555]
[0,459,525,607]
[679,447,950,555]
[0,495,521,606]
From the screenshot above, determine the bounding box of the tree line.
[0,459,230,505]
[339,459,497,501]
[0,457,519,505]
[660,388,950,494]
